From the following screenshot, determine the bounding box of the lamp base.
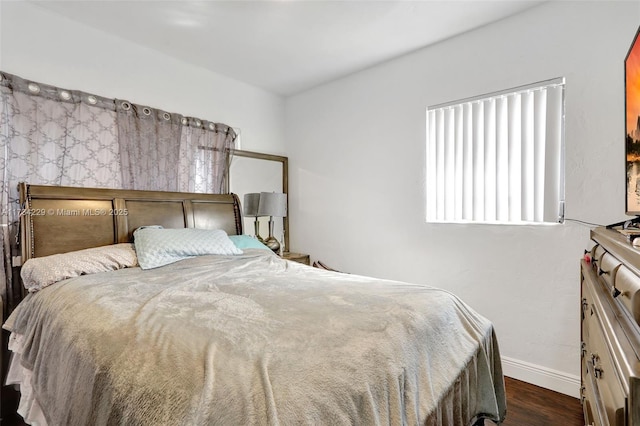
[264,236,280,254]
[264,218,280,254]
[253,218,264,242]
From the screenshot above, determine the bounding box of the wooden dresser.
[581,227,640,425]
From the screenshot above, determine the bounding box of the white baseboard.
[501,356,581,398]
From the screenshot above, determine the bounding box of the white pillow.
[21,243,139,292]
[133,227,242,270]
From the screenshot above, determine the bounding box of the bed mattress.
[4,249,506,425]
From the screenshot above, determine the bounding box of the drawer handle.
[598,268,608,276]
[585,358,610,426]
[590,353,604,379]
[594,366,604,379]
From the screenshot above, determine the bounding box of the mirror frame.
[229,149,289,252]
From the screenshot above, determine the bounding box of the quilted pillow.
[133,227,242,270]
[21,243,139,292]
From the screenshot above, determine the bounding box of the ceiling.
[32,1,545,97]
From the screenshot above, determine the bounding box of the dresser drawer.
[614,265,640,327]
[583,309,626,425]
[582,263,627,426]
[581,355,612,426]
[598,253,622,292]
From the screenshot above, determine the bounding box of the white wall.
[285,1,640,396]
[0,1,285,155]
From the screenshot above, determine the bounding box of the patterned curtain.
[116,102,235,193]
[0,75,121,313]
[116,100,182,191]
[0,71,236,314]
[179,123,236,194]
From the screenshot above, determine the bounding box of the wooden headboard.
[19,183,243,261]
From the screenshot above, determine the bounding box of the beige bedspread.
[4,249,506,426]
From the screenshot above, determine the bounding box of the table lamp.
[243,193,264,242]
[257,192,287,253]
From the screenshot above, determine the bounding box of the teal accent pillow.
[134,228,242,269]
[229,235,271,251]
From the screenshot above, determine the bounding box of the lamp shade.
[257,192,287,217]
[243,193,261,217]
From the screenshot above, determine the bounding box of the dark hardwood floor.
[494,377,584,426]
[1,376,583,426]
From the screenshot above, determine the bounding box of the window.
[426,78,565,224]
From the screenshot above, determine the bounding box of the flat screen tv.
[626,25,640,216]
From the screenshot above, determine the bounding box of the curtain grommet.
[28,83,40,94]
[208,123,215,130]
[163,112,171,121]
[195,120,202,127]
[60,91,71,100]
[87,95,98,105]
[121,101,131,110]
[181,117,188,125]
[143,107,152,116]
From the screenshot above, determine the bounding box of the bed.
[3,183,507,426]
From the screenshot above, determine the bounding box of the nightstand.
[281,251,310,265]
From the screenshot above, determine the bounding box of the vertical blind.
[426,78,565,224]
